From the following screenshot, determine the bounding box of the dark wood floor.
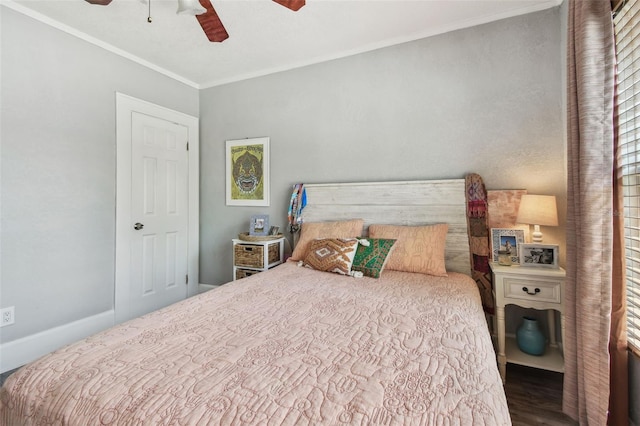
[506,364,578,426]
[1,364,577,424]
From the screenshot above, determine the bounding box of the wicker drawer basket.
[235,268,261,280]
[234,242,280,268]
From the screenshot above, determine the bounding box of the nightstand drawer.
[503,276,561,304]
[234,242,280,268]
[235,268,261,280]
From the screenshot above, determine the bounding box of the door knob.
[134,223,144,230]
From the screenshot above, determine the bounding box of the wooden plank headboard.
[299,179,472,275]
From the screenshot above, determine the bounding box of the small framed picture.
[249,215,269,236]
[520,244,559,268]
[491,228,525,264]
[269,226,280,236]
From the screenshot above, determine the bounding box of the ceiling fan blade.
[272,0,305,11]
[85,0,112,5]
[196,0,229,43]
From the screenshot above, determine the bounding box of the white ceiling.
[4,0,561,88]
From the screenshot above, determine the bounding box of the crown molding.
[3,0,562,90]
[1,0,200,89]
[199,0,563,88]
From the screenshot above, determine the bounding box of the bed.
[0,179,511,425]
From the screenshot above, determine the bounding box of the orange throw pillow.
[368,223,448,276]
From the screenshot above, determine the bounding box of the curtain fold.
[609,38,629,426]
[564,0,628,424]
[609,143,629,426]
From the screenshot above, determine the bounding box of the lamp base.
[531,225,543,243]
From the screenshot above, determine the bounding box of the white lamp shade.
[177,0,206,15]
[516,195,559,227]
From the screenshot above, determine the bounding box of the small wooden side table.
[490,263,566,383]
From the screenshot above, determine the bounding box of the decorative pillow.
[290,219,364,261]
[302,238,359,275]
[368,223,448,276]
[351,238,397,278]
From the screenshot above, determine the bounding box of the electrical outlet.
[0,307,15,327]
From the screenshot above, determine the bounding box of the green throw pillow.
[352,238,396,278]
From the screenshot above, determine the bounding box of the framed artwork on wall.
[491,228,525,264]
[519,243,559,268]
[226,137,270,206]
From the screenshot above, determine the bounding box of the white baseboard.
[198,283,220,293]
[0,310,115,373]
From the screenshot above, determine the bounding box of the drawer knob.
[522,287,541,295]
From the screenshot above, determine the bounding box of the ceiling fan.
[84,0,305,43]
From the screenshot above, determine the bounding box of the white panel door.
[129,111,189,317]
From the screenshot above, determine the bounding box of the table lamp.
[516,194,558,243]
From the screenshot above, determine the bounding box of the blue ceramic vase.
[516,316,545,356]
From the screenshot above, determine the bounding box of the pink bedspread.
[1,262,510,425]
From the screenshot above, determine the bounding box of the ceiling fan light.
[176,0,206,16]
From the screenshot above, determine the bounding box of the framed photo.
[226,137,270,206]
[269,226,280,236]
[491,228,525,264]
[520,243,559,268]
[250,215,269,236]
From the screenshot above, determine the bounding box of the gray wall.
[0,7,199,343]
[199,7,565,286]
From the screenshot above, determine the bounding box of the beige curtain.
[565,0,628,424]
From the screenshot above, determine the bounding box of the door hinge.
[186,274,188,285]
[186,142,189,151]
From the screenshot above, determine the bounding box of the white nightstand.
[232,238,285,280]
[490,263,565,383]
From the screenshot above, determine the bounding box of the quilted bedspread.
[0,262,510,425]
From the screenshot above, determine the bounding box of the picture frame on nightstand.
[249,215,269,236]
[491,228,525,264]
[520,243,559,268]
